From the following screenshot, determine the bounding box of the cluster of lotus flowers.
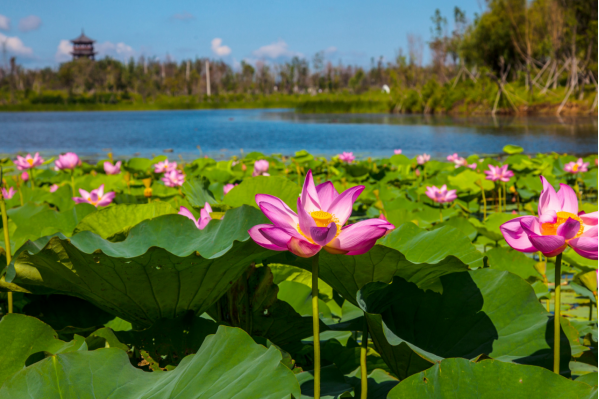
[3,150,596,261]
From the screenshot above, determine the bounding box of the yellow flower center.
[572,164,579,172]
[540,211,584,238]
[297,210,341,243]
[27,159,34,166]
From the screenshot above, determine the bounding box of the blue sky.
[1,0,483,69]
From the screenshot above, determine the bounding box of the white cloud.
[18,15,42,32]
[324,46,337,54]
[211,38,231,56]
[171,12,195,21]
[0,15,9,31]
[96,41,135,59]
[0,33,33,56]
[55,39,72,62]
[252,40,302,59]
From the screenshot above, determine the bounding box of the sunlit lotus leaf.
[73,202,177,240]
[124,156,166,173]
[433,216,478,241]
[486,247,543,282]
[503,144,524,154]
[0,326,301,399]
[224,176,301,211]
[0,314,87,387]
[7,203,96,253]
[447,169,494,193]
[387,358,596,399]
[2,206,272,327]
[358,269,572,380]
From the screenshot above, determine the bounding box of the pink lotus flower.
[248,170,394,258]
[394,149,402,155]
[500,176,597,259]
[1,187,15,200]
[447,153,459,162]
[466,163,477,169]
[425,185,457,203]
[154,160,177,174]
[224,183,237,195]
[485,165,514,182]
[338,152,355,164]
[49,184,59,193]
[252,160,270,177]
[104,161,122,175]
[15,153,44,170]
[564,158,589,174]
[73,184,115,207]
[417,154,430,165]
[415,169,421,176]
[179,203,213,230]
[55,153,81,170]
[162,169,185,187]
[21,172,29,181]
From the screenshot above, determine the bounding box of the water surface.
[0,110,596,160]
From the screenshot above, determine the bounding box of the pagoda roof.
[71,32,95,43]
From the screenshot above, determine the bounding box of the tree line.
[0,0,597,113]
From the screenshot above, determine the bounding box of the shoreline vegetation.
[0,85,596,115]
[1,1,597,115]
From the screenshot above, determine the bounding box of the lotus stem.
[439,204,443,222]
[497,186,502,213]
[479,182,487,221]
[553,252,562,374]
[0,198,12,314]
[70,169,76,197]
[311,252,321,399]
[360,316,368,399]
[29,168,35,188]
[503,182,507,212]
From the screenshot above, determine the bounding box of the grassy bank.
[0,80,596,114]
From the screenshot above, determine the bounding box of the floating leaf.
[224,176,301,211]
[503,144,524,154]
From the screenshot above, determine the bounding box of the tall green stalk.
[553,253,562,374]
[360,317,369,399]
[29,168,35,188]
[1,197,12,314]
[70,169,76,197]
[311,253,321,399]
[481,185,487,221]
[498,186,502,213]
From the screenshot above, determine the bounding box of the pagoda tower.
[70,31,97,60]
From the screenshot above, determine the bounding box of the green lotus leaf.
[182,176,218,206]
[0,314,87,387]
[576,372,599,387]
[7,203,96,253]
[389,154,412,166]
[380,223,484,268]
[486,247,543,282]
[0,326,301,399]
[224,176,301,211]
[447,169,494,193]
[293,150,314,164]
[124,156,166,173]
[433,216,478,241]
[8,185,74,211]
[358,269,572,380]
[73,201,177,240]
[503,144,524,154]
[2,206,272,327]
[387,358,596,399]
[268,232,470,307]
[472,212,517,242]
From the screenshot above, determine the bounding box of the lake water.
[0,109,596,160]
